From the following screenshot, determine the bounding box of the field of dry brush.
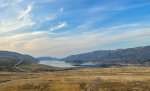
[1,66,150,91]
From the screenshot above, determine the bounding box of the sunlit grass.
[1,66,150,91]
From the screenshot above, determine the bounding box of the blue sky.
[0,0,150,58]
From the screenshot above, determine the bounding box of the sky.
[0,0,150,58]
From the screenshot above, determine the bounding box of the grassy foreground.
[1,66,150,91]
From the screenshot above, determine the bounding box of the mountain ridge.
[62,46,150,66]
[37,56,58,61]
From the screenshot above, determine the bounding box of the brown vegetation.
[1,66,150,91]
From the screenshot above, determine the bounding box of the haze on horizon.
[0,0,150,58]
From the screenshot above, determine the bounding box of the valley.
[1,46,150,91]
[1,0,150,90]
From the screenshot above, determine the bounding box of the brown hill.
[62,46,150,66]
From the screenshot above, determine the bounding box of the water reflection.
[39,60,100,68]
[39,60,76,67]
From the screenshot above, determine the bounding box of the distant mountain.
[37,57,58,61]
[0,51,39,71]
[62,46,150,66]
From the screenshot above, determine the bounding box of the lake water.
[39,60,100,68]
[39,60,76,67]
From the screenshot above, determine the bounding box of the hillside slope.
[62,46,150,65]
[0,51,39,71]
[0,51,70,72]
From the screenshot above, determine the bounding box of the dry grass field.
[1,66,150,91]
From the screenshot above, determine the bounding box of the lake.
[39,60,100,68]
[39,60,76,67]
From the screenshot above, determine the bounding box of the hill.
[0,51,72,72]
[0,51,39,71]
[37,56,58,61]
[62,46,150,66]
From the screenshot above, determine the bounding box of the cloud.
[60,7,64,12]
[0,0,9,8]
[18,5,32,19]
[0,0,23,8]
[0,0,150,58]
[34,0,55,4]
[7,31,44,39]
[0,31,46,52]
[89,3,150,13]
[109,24,140,30]
[0,4,35,33]
[0,21,150,58]
[50,21,67,32]
[18,26,150,58]
[114,3,150,11]
[0,31,45,44]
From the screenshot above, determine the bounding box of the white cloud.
[50,21,67,32]
[0,31,45,52]
[17,27,150,58]
[0,4,35,33]
[0,0,150,58]
[114,3,150,11]
[109,24,140,30]
[34,0,55,4]
[18,5,32,19]
[0,31,45,44]
[0,0,23,8]
[7,31,44,39]
[0,23,150,58]
[60,7,64,12]
[89,3,150,12]
[0,0,9,8]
